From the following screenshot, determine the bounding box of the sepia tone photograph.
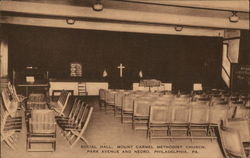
[0,0,249,158]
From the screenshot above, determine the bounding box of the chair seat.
[49,102,60,108]
[53,106,63,114]
[28,137,56,142]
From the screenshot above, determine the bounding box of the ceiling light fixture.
[175,25,183,32]
[66,18,75,25]
[229,11,239,23]
[93,0,103,11]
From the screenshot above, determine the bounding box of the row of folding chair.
[148,102,229,140]
[49,90,71,116]
[56,98,94,147]
[99,89,249,141]
[1,88,23,150]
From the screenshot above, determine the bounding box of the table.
[17,82,49,97]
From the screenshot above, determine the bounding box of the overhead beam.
[0,16,224,37]
[122,0,250,12]
[0,1,249,30]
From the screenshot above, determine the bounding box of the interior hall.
[0,1,249,158]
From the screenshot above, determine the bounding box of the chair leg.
[71,136,81,147]
[54,141,56,151]
[121,110,124,123]
[132,116,135,130]
[5,138,15,150]
[80,136,89,145]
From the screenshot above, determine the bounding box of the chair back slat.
[106,90,116,105]
[171,104,190,123]
[68,98,78,118]
[74,102,86,124]
[122,95,137,112]
[133,99,151,117]
[78,104,90,129]
[114,92,124,107]
[209,105,228,124]
[31,110,55,134]
[71,100,82,120]
[149,105,171,124]
[190,103,209,123]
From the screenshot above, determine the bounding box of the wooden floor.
[1,97,225,158]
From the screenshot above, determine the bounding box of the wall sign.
[70,62,82,77]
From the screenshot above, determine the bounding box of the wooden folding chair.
[7,82,27,108]
[1,101,18,150]
[170,104,191,138]
[57,101,87,131]
[189,102,213,140]
[26,93,47,110]
[67,106,94,147]
[49,90,71,116]
[114,91,125,117]
[121,95,136,123]
[1,89,19,117]
[1,93,22,128]
[105,90,116,113]
[55,98,78,121]
[148,105,172,139]
[99,89,106,110]
[132,99,152,130]
[219,126,247,158]
[60,104,90,141]
[233,105,250,119]
[208,105,229,137]
[227,118,250,157]
[56,99,82,125]
[27,109,56,152]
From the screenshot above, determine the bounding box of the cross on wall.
[117,63,125,78]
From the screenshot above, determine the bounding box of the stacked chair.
[49,90,71,116]
[56,98,94,147]
[1,87,23,150]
